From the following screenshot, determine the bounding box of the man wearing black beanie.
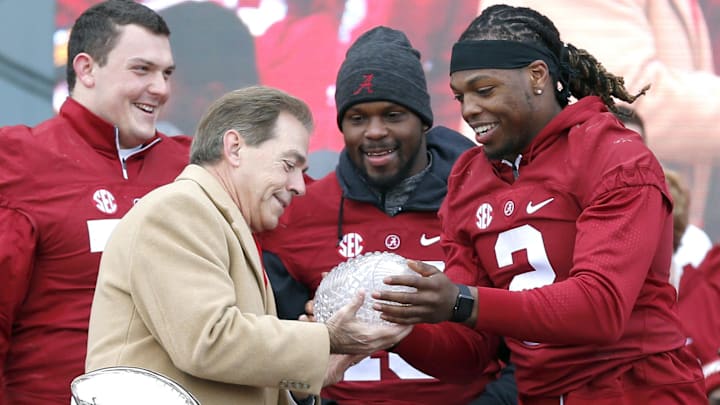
[259,26,517,405]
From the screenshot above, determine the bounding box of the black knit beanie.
[335,26,433,130]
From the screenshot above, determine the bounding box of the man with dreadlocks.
[372,4,706,404]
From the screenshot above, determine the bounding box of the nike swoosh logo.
[526,197,554,214]
[420,234,441,246]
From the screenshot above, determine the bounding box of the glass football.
[313,251,418,325]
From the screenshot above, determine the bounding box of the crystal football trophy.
[313,251,418,325]
[70,366,201,405]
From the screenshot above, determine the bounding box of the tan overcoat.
[86,164,329,405]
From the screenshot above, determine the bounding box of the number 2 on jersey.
[496,224,557,291]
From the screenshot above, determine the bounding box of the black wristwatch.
[451,284,474,323]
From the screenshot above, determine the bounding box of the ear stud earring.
[534,88,543,95]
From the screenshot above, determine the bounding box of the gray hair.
[190,86,313,165]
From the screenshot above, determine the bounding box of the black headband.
[450,40,560,75]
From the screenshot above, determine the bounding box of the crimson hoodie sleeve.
[0,205,36,394]
[392,322,499,380]
[469,185,669,344]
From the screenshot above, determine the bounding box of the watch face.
[452,284,474,322]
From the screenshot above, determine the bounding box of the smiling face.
[235,111,310,232]
[73,24,175,148]
[450,65,552,162]
[341,101,427,189]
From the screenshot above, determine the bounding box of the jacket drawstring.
[500,153,523,181]
[336,195,345,246]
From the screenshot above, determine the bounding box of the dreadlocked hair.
[459,4,649,113]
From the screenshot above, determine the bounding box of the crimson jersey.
[259,127,503,404]
[402,97,702,398]
[677,245,720,392]
[0,98,190,404]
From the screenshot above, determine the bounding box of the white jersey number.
[496,224,556,291]
[343,353,434,381]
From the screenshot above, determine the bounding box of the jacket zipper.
[114,126,162,180]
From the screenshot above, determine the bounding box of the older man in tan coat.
[85,86,410,405]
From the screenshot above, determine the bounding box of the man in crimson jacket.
[0,2,190,403]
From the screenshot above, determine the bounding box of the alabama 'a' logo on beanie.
[353,74,374,95]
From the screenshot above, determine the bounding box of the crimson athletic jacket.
[393,97,703,400]
[259,126,514,405]
[0,98,191,405]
